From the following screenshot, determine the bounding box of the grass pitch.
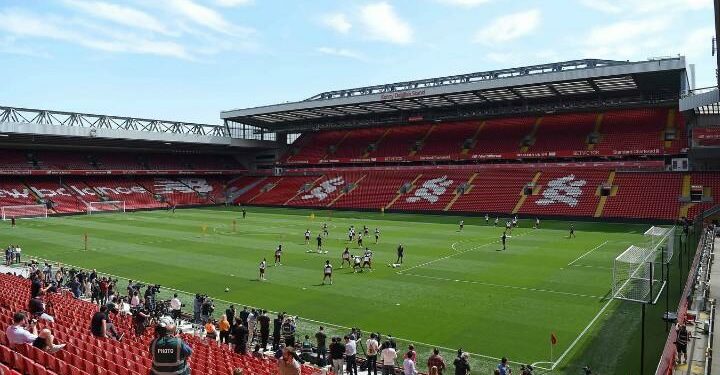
[3,206,683,374]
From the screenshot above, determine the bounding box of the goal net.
[87,201,126,214]
[644,226,675,263]
[1,204,48,220]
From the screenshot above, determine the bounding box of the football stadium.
[0,2,719,375]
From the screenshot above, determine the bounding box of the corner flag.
[551,333,558,345]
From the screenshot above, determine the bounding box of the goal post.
[1,204,48,220]
[87,201,126,214]
[612,245,659,303]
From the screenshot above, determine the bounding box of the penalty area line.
[398,230,532,274]
[567,240,608,266]
[399,272,605,300]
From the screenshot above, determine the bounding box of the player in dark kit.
[242,209,246,219]
[569,224,576,238]
[322,223,329,237]
[316,234,323,251]
[396,244,404,264]
[274,245,282,266]
[459,220,464,231]
[501,231,507,250]
[374,228,380,244]
[357,234,363,248]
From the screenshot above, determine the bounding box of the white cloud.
[0,8,191,59]
[317,46,365,60]
[474,9,540,44]
[165,0,252,36]
[579,0,622,13]
[321,13,352,34]
[359,2,413,44]
[435,0,492,6]
[215,0,253,7]
[682,26,715,59]
[579,17,673,59]
[63,0,171,35]
[585,17,668,47]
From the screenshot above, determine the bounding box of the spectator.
[315,326,328,366]
[497,357,511,375]
[277,347,301,375]
[90,305,123,340]
[239,306,249,325]
[258,309,270,349]
[272,313,283,350]
[427,348,446,375]
[28,290,54,322]
[403,351,419,375]
[407,344,417,362]
[676,323,690,364]
[429,367,439,375]
[453,352,470,375]
[247,308,257,344]
[193,294,203,324]
[33,328,66,353]
[366,333,379,375]
[380,341,397,375]
[130,291,140,309]
[231,318,248,354]
[6,312,38,348]
[205,319,218,344]
[232,368,244,375]
[219,314,231,346]
[30,270,48,298]
[345,334,358,375]
[252,344,264,359]
[133,307,150,336]
[150,320,192,375]
[14,245,21,264]
[170,293,182,322]
[282,316,296,348]
[201,297,214,324]
[329,337,345,375]
[68,276,82,299]
[225,304,236,328]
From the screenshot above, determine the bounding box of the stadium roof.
[222,57,686,132]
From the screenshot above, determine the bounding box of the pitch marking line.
[401,272,604,299]
[567,240,608,266]
[29,255,550,372]
[398,230,532,274]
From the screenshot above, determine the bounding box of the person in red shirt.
[427,348,446,375]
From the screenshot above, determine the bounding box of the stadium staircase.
[0,273,321,375]
[512,171,542,214]
[443,172,478,211]
[407,124,436,157]
[383,173,423,210]
[519,117,542,152]
[586,113,604,151]
[593,170,616,217]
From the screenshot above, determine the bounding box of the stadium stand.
[0,273,320,375]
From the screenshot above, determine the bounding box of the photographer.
[6,312,39,348]
[150,319,192,375]
[281,316,296,348]
[133,306,151,336]
[201,298,215,324]
[193,294,203,324]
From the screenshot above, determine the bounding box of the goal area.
[1,204,48,220]
[87,201,126,214]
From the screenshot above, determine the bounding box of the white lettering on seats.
[535,175,587,207]
[301,177,345,201]
[406,175,453,204]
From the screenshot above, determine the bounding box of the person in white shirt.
[366,333,379,375]
[323,260,333,285]
[403,351,418,375]
[380,341,397,375]
[130,291,141,308]
[170,293,182,322]
[259,258,267,280]
[344,335,358,375]
[6,312,37,347]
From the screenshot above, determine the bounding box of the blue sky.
[0,0,716,124]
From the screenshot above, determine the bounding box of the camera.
[582,366,592,375]
[520,364,534,375]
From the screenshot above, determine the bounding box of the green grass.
[2,206,687,374]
